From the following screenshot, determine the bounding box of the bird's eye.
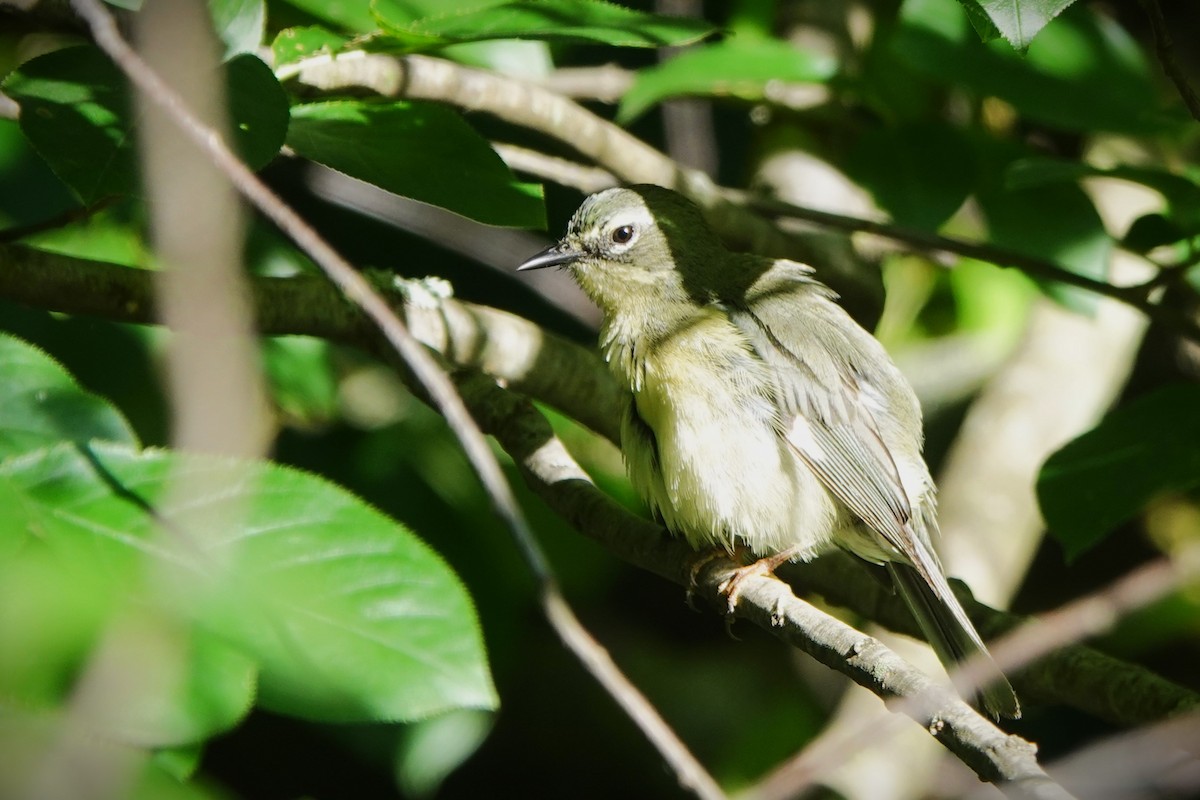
[611,225,635,245]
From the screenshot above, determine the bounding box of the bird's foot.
[716,549,799,616]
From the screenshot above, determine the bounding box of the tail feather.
[887,562,1020,720]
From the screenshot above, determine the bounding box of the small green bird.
[519,185,1019,719]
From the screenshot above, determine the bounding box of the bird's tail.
[886,561,1021,720]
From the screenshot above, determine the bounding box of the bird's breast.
[611,313,840,556]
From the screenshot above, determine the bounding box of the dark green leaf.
[892,0,1171,135]
[209,0,266,58]
[617,38,835,124]
[1007,157,1200,230]
[1038,385,1200,560]
[287,100,545,228]
[978,145,1111,310]
[271,26,348,68]
[1121,213,1188,254]
[0,333,137,461]
[844,123,976,232]
[961,0,1078,51]
[263,336,339,425]
[2,46,137,203]
[956,0,1002,42]
[0,442,497,723]
[373,0,716,50]
[2,47,288,204]
[224,53,290,170]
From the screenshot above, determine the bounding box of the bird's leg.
[717,548,801,616]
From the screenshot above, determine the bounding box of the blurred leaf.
[2,47,289,204]
[844,122,976,232]
[0,442,497,723]
[892,0,1169,134]
[372,0,715,50]
[395,709,495,797]
[1121,213,1188,254]
[263,336,340,425]
[0,333,137,461]
[287,100,545,228]
[271,25,348,68]
[0,710,229,800]
[959,0,1078,51]
[617,38,835,124]
[20,204,149,267]
[1007,157,1200,229]
[277,0,411,33]
[1038,385,1200,560]
[209,0,266,58]
[979,158,1111,310]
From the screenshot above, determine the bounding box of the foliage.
[1,0,1199,797]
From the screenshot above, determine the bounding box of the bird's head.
[518,185,724,316]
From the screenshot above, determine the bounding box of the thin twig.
[731,189,1200,345]
[1139,0,1200,123]
[67,2,724,797]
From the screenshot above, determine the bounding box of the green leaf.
[1038,385,1200,560]
[279,0,412,33]
[287,100,545,228]
[844,123,976,232]
[892,0,1171,135]
[617,38,835,124]
[263,336,339,425]
[0,333,137,461]
[209,0,266,58]
[271,26,348,68]
[2,46,289,204]
[977,145,1112,310]
[0,442,497,723]
[1120,213,1188,253]
[395,709,495,797]
[961,0,1078,51]
[2,46,137,203]
[373,0,716,51]
[224,53,291,170]
[20,204,150,267]
[1007,157,1200,230]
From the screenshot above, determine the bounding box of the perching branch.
[3,244,1197,733]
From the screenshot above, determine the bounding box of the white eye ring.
[611,225,635,245]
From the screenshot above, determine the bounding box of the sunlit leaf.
[271,26,348,68]
[287,100,544,228]
[617,38,835,124]
[2,47,289,204]
[373,0,715,50]
[1038,385,1200,560]
[959,0,1078,51]
[0,442,498,723]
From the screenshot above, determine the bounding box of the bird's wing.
[728,279,935,582]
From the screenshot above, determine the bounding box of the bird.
[518,184,1019,719]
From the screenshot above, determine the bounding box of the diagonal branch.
[3,245,1196,733]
